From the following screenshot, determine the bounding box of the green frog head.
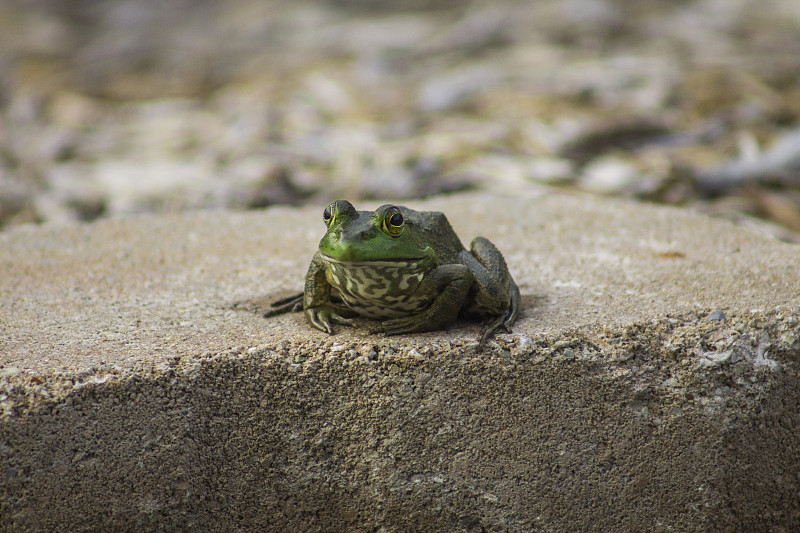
[318,200,432,263]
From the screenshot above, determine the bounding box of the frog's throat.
[321,254,432,319]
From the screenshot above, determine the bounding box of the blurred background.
[2,0,800,241]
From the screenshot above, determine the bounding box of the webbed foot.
[264,292,303,317]
[381,315,430,336]
[478,315,508,350]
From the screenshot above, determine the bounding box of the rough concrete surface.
[1,191,799,532]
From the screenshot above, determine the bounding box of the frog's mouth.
[321,254,426,267]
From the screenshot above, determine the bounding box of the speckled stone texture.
[1,192,799,532]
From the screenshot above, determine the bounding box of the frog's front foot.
[305,307,356,335]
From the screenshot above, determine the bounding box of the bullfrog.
[267,200,520,348]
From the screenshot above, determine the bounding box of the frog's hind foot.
[264,292,304,317]
[477,314,508,350]
[502,278,521,331]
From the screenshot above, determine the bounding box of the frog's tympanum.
[267,200,520,347]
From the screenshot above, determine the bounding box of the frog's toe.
[381,316,422,336]
[383,325,420,336]
[477,328,498,350]
[503,281,520,330]
[497,308,517,334]
[478,314,508,348]
[263,294,304,317]
[330,313,356,327]
[305,308,335,335]
[502,307,517,329]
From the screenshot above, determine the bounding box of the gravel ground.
[2,0,800,241]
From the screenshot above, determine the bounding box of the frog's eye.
[324,200,357,227]
[383,207,404,236]
[323,203,334,226]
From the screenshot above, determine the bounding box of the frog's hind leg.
[381,264,472,336]
[460,237,520,346]
[461,237,516,316]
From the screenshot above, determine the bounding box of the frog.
[266,200,520,348]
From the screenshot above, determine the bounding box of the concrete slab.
[2,191,797,371]
[1,191,799,531]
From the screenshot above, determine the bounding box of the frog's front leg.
[303,252,357,334]
[460,237,520,346]
[381,264,472,336]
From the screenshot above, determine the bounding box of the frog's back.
[400,207,465,263]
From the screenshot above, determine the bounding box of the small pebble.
[517,335,534,349]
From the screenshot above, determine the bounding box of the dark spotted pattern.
[321,256,431,319]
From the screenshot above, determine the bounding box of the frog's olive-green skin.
[267,200,520,347]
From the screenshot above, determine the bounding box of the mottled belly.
[323,258,432,320]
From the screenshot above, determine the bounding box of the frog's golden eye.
[383,208,404,236]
